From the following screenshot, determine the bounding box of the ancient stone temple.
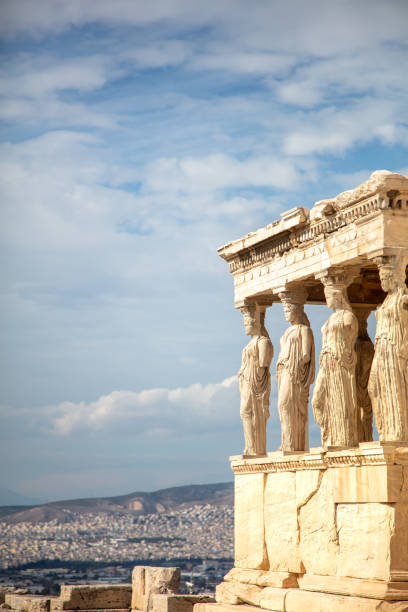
[196,171,408,612]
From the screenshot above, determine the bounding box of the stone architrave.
[238,302,273,456]
[312,269,359,448]
[368,254,408,441]
[353,306,375,442]
[276,287,315,452]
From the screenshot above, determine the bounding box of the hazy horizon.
[0,480,234,508]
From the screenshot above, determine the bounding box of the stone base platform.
[195,594,408,612]
[217,569,408,602]
[221,442,408,611]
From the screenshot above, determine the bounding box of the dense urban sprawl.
[0,505,233,569]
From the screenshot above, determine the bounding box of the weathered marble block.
[263,471,300,574]
[131,567,181,612]
[153,595,214,612]
[226,443,408,603]
[51,585,132,611]
[234,472,267,570]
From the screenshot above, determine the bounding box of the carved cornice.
[232,459,326,473]
[225,191,408,275]
[230,445,405,474]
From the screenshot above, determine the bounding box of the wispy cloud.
[282,97,408,156]
[0,376,246,438]
[144,153,312,193]
[50,375,239,435]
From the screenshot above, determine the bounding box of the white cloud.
[0,55,113,98]
[1,130,286,260]
[2,0,407,60]
[123,40,191,69]
[1,96,116,129]
[48,375,240,435]
[282,98,408,156]
[0,54,118,127]
[191,49,296,76]
[0,0,222,39]
[0,132,139,249]
[234,1,408,57]
[273,46,408,108]
[144,153,310,193]
[0,375,245,437]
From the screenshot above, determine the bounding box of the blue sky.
[1,0,407,501]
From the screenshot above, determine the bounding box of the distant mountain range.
[0,482,233,525]
[0,488,46,506]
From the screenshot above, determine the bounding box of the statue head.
[324,284,350,311]
[241,302,260,336]
[282,302,304,324]
[279,287,310,326]
[318,267,357,312]
[377,256,407,293]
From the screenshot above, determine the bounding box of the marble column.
[276,287,315,452]
[368,254,408,441]
[312,269,359,448]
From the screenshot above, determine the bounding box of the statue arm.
[344,310,358,336]
[258,337,273,368]
[300,326,312,364]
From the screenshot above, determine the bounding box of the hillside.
[0,482,233,524]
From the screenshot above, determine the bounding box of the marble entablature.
[219,170,408,308]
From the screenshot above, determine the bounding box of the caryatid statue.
[368,255,408,441]
[353,306,374,442]
[238,302,274,456]
[312,270,359,447]
[276,288,315,452]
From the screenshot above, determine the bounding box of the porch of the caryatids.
[238,300,274,456]
[312,268,359,448]
[368,253,408,441]
[275,286,315,452]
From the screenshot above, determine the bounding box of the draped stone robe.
[368,289,408,441]
[276,324,315,451]
[239,334,273,455]
[312,310,358,447]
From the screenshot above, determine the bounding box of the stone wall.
[51,585,132,611]
[2,567,214,612]
[211,443,408,610]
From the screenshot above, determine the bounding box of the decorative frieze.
[230,443,408,474]
[221,170,408,268]
[223,188,407,276]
